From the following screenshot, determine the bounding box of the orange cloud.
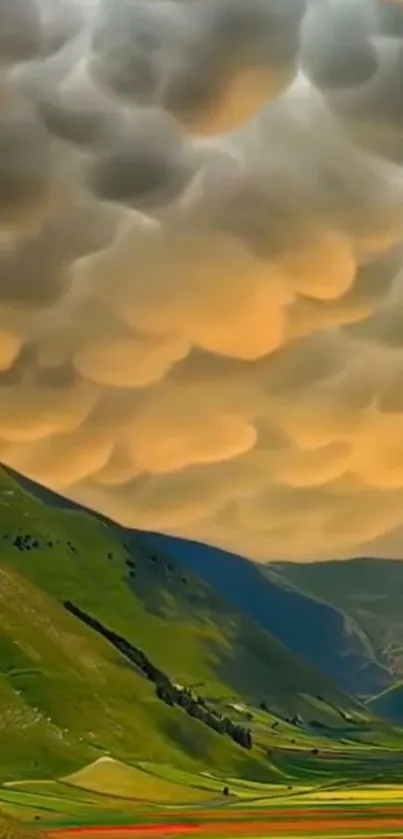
[1,0,403,561]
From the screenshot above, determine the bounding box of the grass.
[0,810,42,839]
[64,759,216,804]
[0,465,378,785]
[2,747,403,839]
[3,745,403,816]
[4,757,403,839]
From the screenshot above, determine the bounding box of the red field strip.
[47,809,403,839]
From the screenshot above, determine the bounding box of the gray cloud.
[0,0,42,65]
[0,91,56,235]
[301,0,378,89]
[86,108,192,208]
[1,0,403,561]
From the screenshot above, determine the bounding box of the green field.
[0,811,42,839]
[3,756,403,839]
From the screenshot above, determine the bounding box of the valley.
[1,467,403,838]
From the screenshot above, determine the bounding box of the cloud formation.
[3,0,403,561]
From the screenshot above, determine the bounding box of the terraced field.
[3,756,403,839]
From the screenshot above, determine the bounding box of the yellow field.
[64,758,215,804]
[297,785,403,803]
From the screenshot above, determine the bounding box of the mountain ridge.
[3,464,393,700]
[0,463,363,782]
[272,557,403,688]
[135,533,392,699]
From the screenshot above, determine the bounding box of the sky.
[2,0,403,561]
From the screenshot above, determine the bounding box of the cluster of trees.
[124,546,187,587]
[3,532,72,553]
[13,534,41,551]
[64,600,169,682]
[4,531,87,557]
[156,684,253,749]
[6,533,54,552]
[64,600,253,751]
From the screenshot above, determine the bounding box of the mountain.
[0,465,360,783]
[3,468,393,698]
[134,534,391,699]
[368,682,403,724]
[271,558,403,689]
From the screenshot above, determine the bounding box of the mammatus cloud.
[4,0,403,561]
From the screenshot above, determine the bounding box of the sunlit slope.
[63,756,214,803]
[1,561,263,781]
[0,465,361,780]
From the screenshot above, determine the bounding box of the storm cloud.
[2,0,403,561]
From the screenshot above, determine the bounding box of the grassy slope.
[269,558,403,686]
[0,467,363,782]
[138,534,390,698]
[13,471,394,697]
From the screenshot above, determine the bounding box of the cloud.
[301,0,378,90]
[0,93,55,234]
[89,0,305,134]
[0,0,42,66]
[3,0,403,561]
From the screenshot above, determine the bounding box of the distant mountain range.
[271,558,403,693]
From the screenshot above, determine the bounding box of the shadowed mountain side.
[0,463,364,782]
[368,682,403,724]
[271,558,403,689]
[131,533,391,699]
[5,465,391,700]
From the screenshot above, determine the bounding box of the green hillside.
[0,466,367,783]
